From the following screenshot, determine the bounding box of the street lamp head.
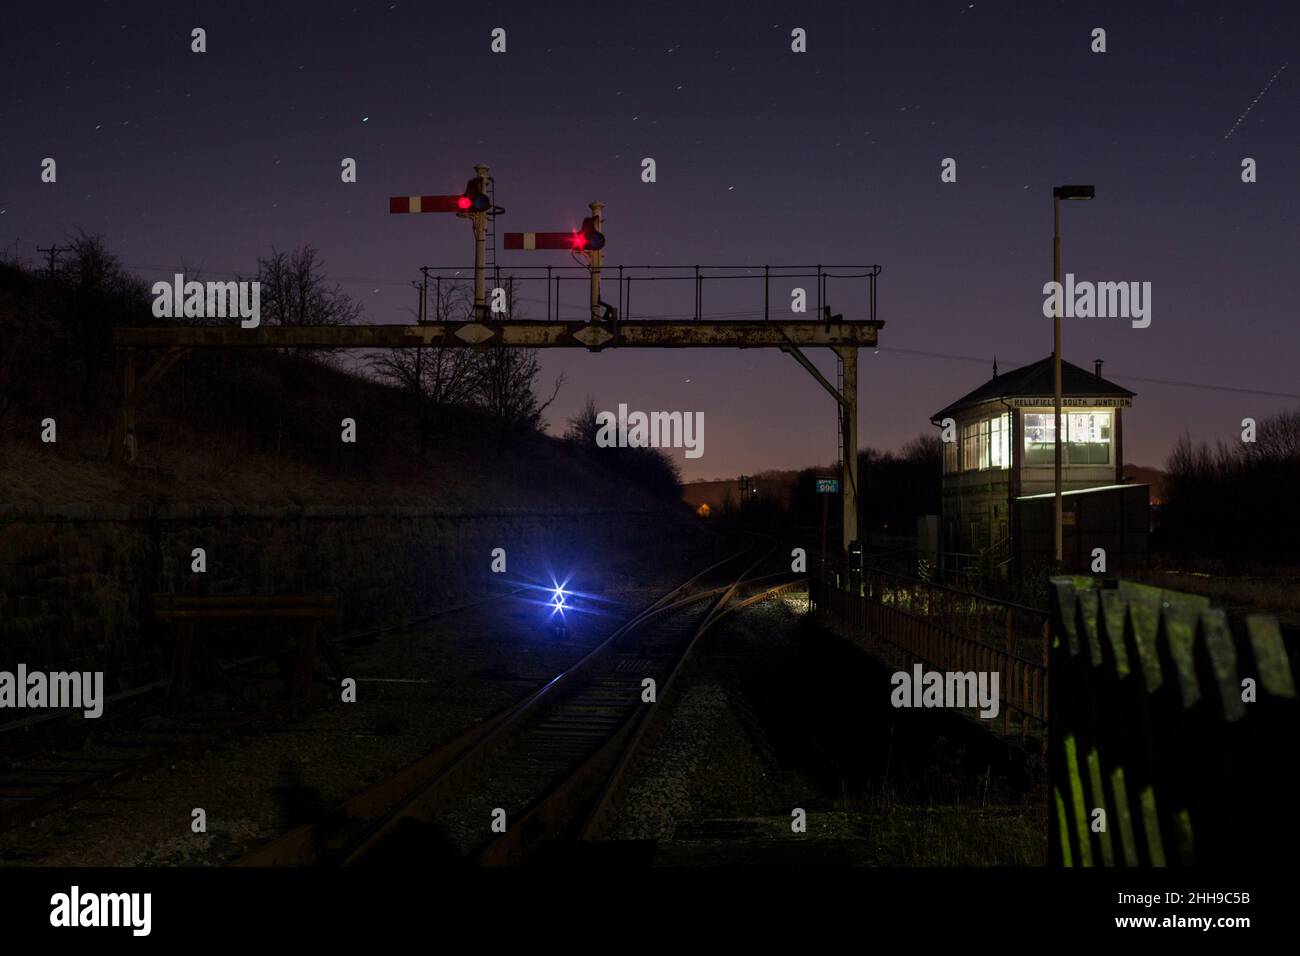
[1054,184,1096,200]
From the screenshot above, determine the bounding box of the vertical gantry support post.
[117,348,137,464]
[473,163,489,320]
[416,269,427,457]
[589,200,604,322]
[835,345,859,561]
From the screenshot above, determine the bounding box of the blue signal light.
[549,582,568,617]
[523,572,615,632]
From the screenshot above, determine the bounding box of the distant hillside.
[1123,463,1167,504]
[685,458,1165,521]
[682,471,800,512]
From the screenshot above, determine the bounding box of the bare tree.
[1163,409,1300,562]
[564,396,603,449]
[369,279,476,406]
[472,346,564,430]
[371,274,565,431]
[58,230,150,389]
[901,433,942,465]
[562,395,683,499]
[255,245,362,352]
[469,278,564,430]
[63,229,149,304]
[1248,408,1300,462]
[371,343,479,406]
[0,236,29,270]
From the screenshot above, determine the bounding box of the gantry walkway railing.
[415,263,880,323]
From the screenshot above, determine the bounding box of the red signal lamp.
[576,216,605,251]
[505,215,605,252]
[461,179,491,213]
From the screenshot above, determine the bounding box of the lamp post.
[1052,184,1095,565]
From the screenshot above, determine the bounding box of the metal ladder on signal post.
[487,177,500,297]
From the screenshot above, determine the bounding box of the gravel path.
[606,597,816,842]
[603,594,1047,865]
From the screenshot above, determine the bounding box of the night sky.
[4,1,1298,481]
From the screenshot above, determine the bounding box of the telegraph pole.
[1051,184,1095,565]
[36,244,67,278]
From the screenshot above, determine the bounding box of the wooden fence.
[810,576,1049,743]
[857,566,1048,661]
[1049,576,1298,866]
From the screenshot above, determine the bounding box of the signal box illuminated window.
[1023,411,1111,465]
[960,413,1010,471]
[989,414,1010,468]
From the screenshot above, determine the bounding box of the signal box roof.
[930,356,1134,422]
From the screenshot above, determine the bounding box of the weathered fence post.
[1049,576,1296,867]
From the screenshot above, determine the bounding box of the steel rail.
[574,576,805,845]
[234,538,772,866]
[335,546,772,865]
[469,541,788,865]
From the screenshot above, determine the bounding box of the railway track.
[236,535,804,866]
[0,587,527,835]
[0,702,301,834]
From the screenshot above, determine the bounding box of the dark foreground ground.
[1,571,1045,867]
[0,571,683,866]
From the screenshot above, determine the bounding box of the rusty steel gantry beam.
[113,319,880,351]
